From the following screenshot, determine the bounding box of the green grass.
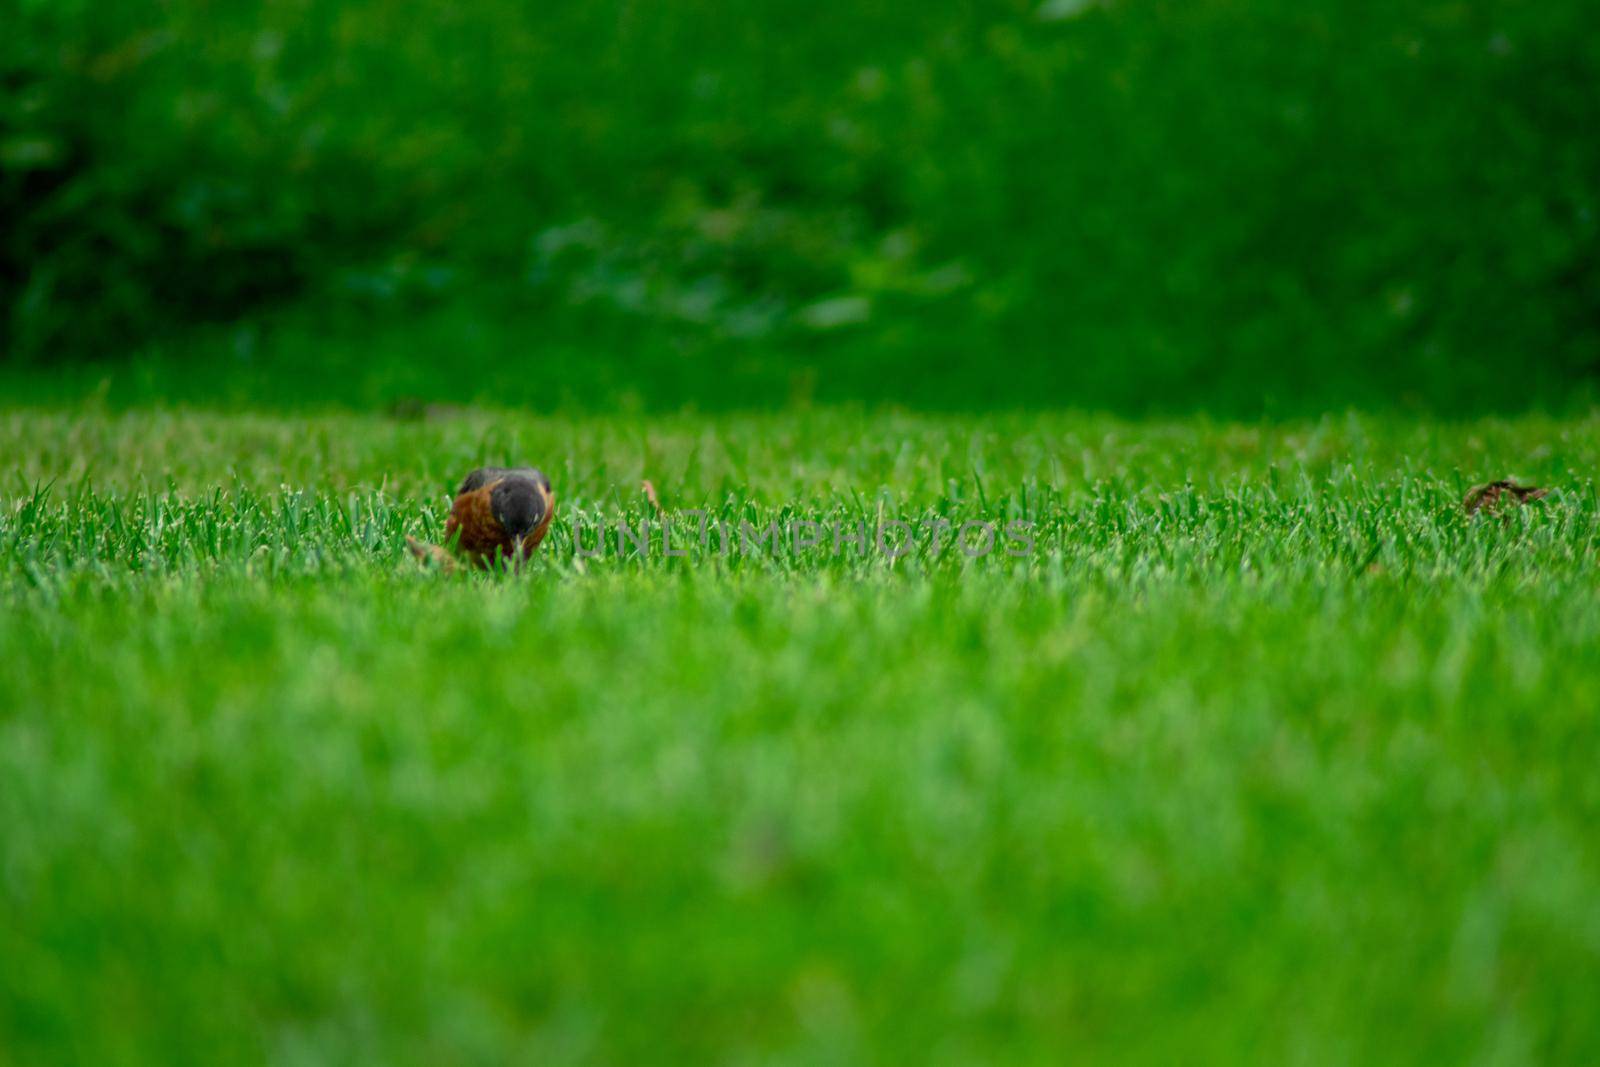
[5,407,1600,1065]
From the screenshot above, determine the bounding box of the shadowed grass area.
[10,1,1600,412]
[4,409,1600,1064]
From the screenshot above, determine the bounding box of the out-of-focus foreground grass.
[3,408,1600,1064]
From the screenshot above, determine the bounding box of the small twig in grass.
[642,479,664,515]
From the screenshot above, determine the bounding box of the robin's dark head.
[490,476,546,539]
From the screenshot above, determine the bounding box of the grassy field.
[4,407,1600,1065]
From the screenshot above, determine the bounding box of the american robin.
[1463,480,1548,515]
[408,466,555,570]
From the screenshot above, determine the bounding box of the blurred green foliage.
[3,0,1598,410]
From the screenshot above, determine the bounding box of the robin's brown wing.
[457,467,506,494]
[457,467,551,496]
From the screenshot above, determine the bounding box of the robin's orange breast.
[445,484,513,561]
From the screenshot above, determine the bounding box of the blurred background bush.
[3,0,1597,412]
